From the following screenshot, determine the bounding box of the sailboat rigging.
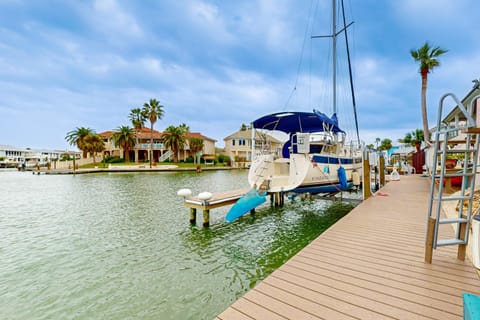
[247,0,362,194]
[226,0,363,222]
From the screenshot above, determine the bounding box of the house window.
[239,139,246,146]
[232,139,235,146]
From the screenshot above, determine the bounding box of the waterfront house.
[426,83,480,177]
[0,144,80,168]
[223,128,285,168]
[99,127,216,163]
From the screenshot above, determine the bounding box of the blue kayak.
[225,188,266,223]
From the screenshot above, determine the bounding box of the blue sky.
[1,0,479,150]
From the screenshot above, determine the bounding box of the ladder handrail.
[426,90,480,251]
[436,93,476,130]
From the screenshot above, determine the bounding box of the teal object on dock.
[463,292,480,320]
[225,188,266,223]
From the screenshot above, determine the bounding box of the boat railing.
[290,132,340,155]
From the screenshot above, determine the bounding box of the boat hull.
[248,152,362,193]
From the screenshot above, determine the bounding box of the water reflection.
[0,170,354,320]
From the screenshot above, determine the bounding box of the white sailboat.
[247,0,362,194]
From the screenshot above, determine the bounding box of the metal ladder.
[425,90,480,263]
[253,157,272,187]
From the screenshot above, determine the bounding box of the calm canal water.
[0,170,353,320]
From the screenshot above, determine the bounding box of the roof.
[442,85,480,123]
[98,128,216,142]
[185,132,216,142]
[223,129,284,144]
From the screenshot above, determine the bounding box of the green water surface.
[0,170,353,320]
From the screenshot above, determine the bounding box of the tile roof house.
[99,127,216,163]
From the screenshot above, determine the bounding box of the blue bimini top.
[252,110,344,135]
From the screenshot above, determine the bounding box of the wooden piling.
[189,208,197,224]
[363,156,371,200]
[273,192,284,207]
[203,209,210,228]
[379,155,385,187]
[425,217,435,264]
[457,216,467,261]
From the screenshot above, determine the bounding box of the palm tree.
[378,138,392,151]
[189,137,204,164]
[129,108,146,162]
[112,126,136,162]
[65,127,95,158]
[410,42,447,143]
[83,133,105,166]
[178,123,190,132]
[142,99,164,167]
[375,137,381,149]
[161,125,187,163]
[400,129,424,152]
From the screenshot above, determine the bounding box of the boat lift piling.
[362,151,386,200]
[178,188,251,227]
[271,192,285,207]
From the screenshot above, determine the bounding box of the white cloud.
[1,0,479,150]
[395,0,461,20]
[185,0,234,44]
[231,0,303,55]
[92,0,143,38]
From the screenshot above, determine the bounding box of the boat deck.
[216,175,480,319]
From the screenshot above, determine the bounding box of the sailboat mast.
[312,0,357,139]
[332,0,337,115]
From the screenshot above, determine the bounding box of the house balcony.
[136,143,165,149]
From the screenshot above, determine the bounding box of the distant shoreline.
[22,166,242,175]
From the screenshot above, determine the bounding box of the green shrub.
[185,156,194,163]
[102,156,124,164]
[217,154,230,163]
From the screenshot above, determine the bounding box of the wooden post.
[203,209,210,228]
[274,192,284,207]
[72,155,76,174]
[189,208,197,224]
[379,155,385,187]
[458,216,467,261]
[425,217,436,264]
[363,154,371,200]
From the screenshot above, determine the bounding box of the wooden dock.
[216,175,480,319]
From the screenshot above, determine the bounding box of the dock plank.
[217,176,480,319]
